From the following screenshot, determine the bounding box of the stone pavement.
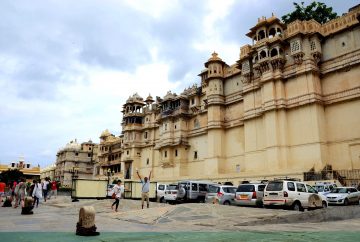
[1,196,360,241]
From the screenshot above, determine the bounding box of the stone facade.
[55,140,98,186]
[94,130,122,180]
[40,164,56,181]
[99,6,360,185]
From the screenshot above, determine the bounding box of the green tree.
[0,169,24,184]
[282,1,338,24]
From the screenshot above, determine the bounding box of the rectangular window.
[296,183,306,193]
[194,151,198,159]
[175,149,178,157]
[144,132,148,139]
[146,158,149,165]
[164,151,167,158]
[127,150,129,155]
[75,152,78,156]
[287,182,295,191]
[88,153,91,157]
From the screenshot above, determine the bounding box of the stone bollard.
[21,197,34,215]
[2,196,13,207]
[76,206,100,236]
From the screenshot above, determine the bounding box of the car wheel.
[344,198,349,206]
[293,201,302,211]
[322,201,327,208]
[160,197,164,203]
[223,201,231,205]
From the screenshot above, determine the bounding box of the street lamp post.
[70,167,79,202]
[106,168,114,194]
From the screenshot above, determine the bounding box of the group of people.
[110,169,152,212]
[0,177,58,209]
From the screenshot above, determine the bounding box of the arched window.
[270,48,278,57]
[269,28,276,38]
[259,50,267,59]
[258,30,266,40]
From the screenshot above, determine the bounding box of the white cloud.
[124,0,180,18]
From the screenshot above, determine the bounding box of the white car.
[263,179,328,211]
[164,184,179,204]
[313,183,337,196]
[326,187,360,205]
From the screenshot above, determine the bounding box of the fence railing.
[304,169,360,186]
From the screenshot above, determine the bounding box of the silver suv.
[205,185,236,205]
[233,183,266,207]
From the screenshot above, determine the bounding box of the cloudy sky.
[0,0,358,168]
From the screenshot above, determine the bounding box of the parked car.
[164,184,179,204]
[263,179,328,211]
[205,185,236,205]
[233,183,266,207]
[326,187,360,205]
[156,184,169,203]
[176,180,217,203]
[313,182,337,196]
[107,184,115,197]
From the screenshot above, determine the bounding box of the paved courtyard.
[1,196,360,241]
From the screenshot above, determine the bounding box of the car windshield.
[167,185,178,190]
[237,185,255,192]
[208,185,219,193]
[314,186,324,192]
[227,187,237,193]
[266,182,283,191]
[330,188,348,193]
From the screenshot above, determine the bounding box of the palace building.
[97,6,360,185]
[54,139,99,186]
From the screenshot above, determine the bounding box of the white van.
[263,179,328,211]
[176,180,217,203]
[156,184,170,203]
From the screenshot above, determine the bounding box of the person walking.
[111,180,124,212]
[136,169,152,209]
[42,178,50,202]
[48,180,58,199]
[18,178,27,209]
[32,180,42,208]
[0,179,5,203]
[13,182,20,208]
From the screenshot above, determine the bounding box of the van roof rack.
[273,177,301,181]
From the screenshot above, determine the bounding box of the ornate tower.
[121,93,145,179]
[204,52,227,175]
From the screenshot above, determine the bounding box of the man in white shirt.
[136,169,152,209]
[42,178,50,202]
